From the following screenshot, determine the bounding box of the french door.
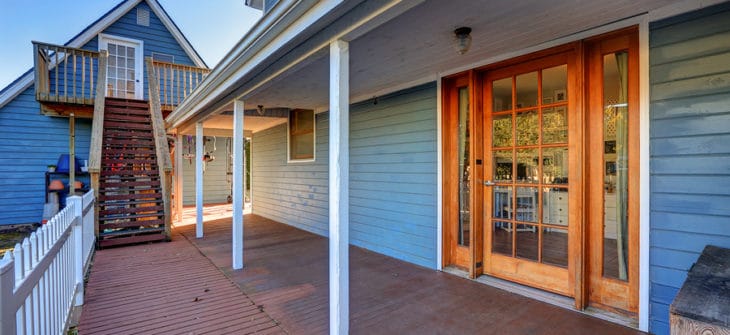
[482,50,578,297]
[99,34,143,99]
[442,27,640,315]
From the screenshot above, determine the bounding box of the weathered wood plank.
[670,246,730,334]
[78,230,282,334]
[87,51,108,174]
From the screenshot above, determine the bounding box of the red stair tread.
[99,219,165,230]
[100,204,164,215]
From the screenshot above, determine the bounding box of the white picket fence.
[0,190,96,335]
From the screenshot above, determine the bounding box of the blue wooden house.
[0,0,212,245]
[164,0,730,334]
[1,0,729,334]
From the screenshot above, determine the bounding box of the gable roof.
[0,0,206,108]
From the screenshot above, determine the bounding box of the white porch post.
[329,39,349,335]
[232,99,245,270]
[175,134,184,223]
[195,122,204,238]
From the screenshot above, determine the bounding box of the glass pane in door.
[602,51,629,281]
[458,87,470,246]
[106,42,137,99]
[489,64,569,265]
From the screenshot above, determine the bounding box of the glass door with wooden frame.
[586,29,640,314]
[442,74,476,271]
[483,51,578,297]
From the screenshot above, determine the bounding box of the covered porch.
[77,205,644,334]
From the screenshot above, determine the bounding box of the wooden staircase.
[97,98,168,247]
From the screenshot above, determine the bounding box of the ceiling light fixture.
[453,27,472,55]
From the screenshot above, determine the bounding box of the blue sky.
[0,0,261,89]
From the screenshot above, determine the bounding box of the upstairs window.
[288,109,315,161]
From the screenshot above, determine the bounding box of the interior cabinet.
[543,191,568,226]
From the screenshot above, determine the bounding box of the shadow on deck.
[79,204,646,334]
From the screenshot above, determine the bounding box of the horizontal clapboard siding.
[0,1,198,225]
[252,83,438,268]
[182,136,232,205]
[252,114,330,236]
[349,83,437,268]
[649,3,730,334]
[0,87,91,225]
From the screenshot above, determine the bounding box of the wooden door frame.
[98,33,144,100]
[439,27,640,315]
[441,71,483,277]
[584,27,640,314]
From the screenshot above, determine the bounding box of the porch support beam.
[232,99,245,270]
[328,39,349,335]
[175,134,184,223]
[195,121,204,238]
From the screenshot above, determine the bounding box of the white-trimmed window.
[288,109,315,161]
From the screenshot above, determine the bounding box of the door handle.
[484,180,496,186]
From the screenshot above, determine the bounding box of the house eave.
[167,0,425,131]
[245,0,265,11]
[167,0,329,129]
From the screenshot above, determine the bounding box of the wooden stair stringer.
[96,97,168,247]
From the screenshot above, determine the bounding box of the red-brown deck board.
[173,206,646,335]
[78,204,646,334]
[77,225,284,335]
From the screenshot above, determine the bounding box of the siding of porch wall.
[182,136,232,205]
[649,4,730,334]
[0,87,92,225]
[0,1,196,225]
[252,83,438,268]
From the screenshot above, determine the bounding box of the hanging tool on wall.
[203,136,216,163]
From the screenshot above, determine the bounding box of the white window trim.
[98,33,144,100]
[287,109,316,163]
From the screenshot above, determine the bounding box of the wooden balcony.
[77,204,647,335]
[32,41,210,117]
[33,41,101,117]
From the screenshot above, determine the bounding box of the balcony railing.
[33,41,101,105]
[33,41,210,111]
[150,60,211,111]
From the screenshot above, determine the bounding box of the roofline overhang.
[166,0,425,131]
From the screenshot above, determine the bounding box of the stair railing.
[145,57,173,240]
[87,50,108,240]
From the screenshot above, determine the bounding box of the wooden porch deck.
[79,205,645,334]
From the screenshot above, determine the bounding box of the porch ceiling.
[239,0,674,111]
[177,112,285,135]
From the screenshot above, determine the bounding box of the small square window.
[288,109,315,161]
